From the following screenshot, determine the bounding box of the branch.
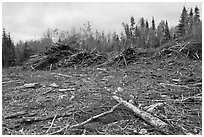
[4,111,28,119]
[123,55,128,66]
[50,103,121,135]
[46,115,57,133]
[70,102,121,128]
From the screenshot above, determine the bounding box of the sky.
[2,2,202,43]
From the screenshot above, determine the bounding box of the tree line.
[2,28,15,67]
[2,6,202,67]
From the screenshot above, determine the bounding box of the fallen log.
[16,83,40,89]
[112,95,173,135]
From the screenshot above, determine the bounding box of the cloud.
[2,2,202,43]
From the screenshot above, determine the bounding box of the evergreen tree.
[2,28,6,39]
[139,18,145,47]
[163,21,171,43]
[177,6,188,37]
[194,6,200,23]
[188,8,194,34]
[140,18,145,28]
[2,28,8,67]
[144,20,150,48]
[134,26,140,39]
[130,16,135,30]
[8,32,16,66]
[2,28,16,67]
[148,17,158,48]
[152,17,156,30]
[193,6,202,34]
[145,20,149,29]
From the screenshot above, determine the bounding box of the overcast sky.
[2,2,202,43]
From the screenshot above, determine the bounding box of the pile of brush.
[56,49,108,68]
[25,42,108,70]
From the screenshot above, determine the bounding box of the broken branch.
[50,103,121,135]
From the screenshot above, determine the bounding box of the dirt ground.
[2,57,202,135]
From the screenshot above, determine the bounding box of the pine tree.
[145,20,149,29]
[2,28,6,39]
[2,28,8,67]
[151,17,156,30]
[193,6,202,34]
[139,18,145,47]
[134,26,140,39]
[140,18,145,28]
[144,20,150,48]
[149,17,158,48]
[163,21,171,43]
[177,6,188,37]
[194,6,200,23]
[188,8,194,34]
[8,32,16,66]
[130,16,135,29]
[2,29,16,67]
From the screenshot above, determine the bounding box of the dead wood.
[154,40,202,60]
[190,82,202,87]
[42,88,54,95]
[181,93,202,103]
[159,83,190,88]
[57,73,72,78]
[18,113,72,124]
[144,103,164,113]
[50,103,122,135]
[4,111,28,119]
[17,83,40,89]
[70,103,121,128]
[46,115,57,133]
[112,95,173,135]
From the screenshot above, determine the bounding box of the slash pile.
[154,41,202,60]
[110,48,155,66]
[25,34,202,70]
[25,42,108,70]
[56,50,108,68]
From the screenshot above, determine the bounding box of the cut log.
[17,83,40,89]
[112,95,173,135]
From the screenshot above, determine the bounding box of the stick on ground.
[46,115,57,133]
[70,102,121,129]
[50,103,121,135]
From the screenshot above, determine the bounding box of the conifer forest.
[2,3,202,135]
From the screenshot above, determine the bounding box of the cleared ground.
[2,57,202,135]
